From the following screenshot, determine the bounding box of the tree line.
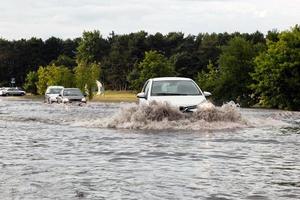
[0,25,299,110]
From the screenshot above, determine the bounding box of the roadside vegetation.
[0,25,299,110]
[91,90,137,102]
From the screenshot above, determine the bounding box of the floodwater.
[0,98,299,200]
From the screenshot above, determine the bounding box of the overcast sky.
[0,0,299,40]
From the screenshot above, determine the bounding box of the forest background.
[0,25,299,110]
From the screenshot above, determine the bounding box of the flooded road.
[0,98,300,199]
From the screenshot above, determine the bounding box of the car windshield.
[48,88,62,94]
[63,89,83,96]
[151,80,201,96]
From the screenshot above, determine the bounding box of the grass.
[91,90,138,103]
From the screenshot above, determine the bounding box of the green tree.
[50,54,76,68]
[251,25,300,110]
[266,29,279,42]
[36,66,48,94]
[0,37,78,87]
[197,33,220,70]
[74,61,100,99]
[23,71,38,94]
[43,37,64,63]
[36,64,74,94]
[102,34,132,90]
[76,30,108,63]
[74,31,103,98]
[56,66,74,87]
[197,60,219,94]
[170,52,199,78]
[217,36,263,105]
[62,38,80,58]
[128,50,176,90]
[197,37,264,106]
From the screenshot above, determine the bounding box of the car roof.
[47,86,64,88]
[151,77,192,81]
[63,88,81,90]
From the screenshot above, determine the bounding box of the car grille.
[179,105,197,112]
[69,99,82,102]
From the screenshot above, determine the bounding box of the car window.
[151,80,201,96]
[145,82,150,96]
[48,88,63,94]
[142,80,150,95]
[63,89,83,96]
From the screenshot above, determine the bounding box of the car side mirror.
[203,91,212,97]
[137,92,146,99]
[84,94,87,97]
[58,94,62,96]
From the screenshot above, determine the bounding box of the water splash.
[88,101,248,131]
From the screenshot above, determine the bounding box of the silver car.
[57,88,87,104]
[1,87,26,96]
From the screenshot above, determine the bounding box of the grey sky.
[0,0,299,39]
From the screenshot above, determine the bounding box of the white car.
[137,77,211,112]
[45,86,64,103]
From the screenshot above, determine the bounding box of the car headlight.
[81,97,86,102]
[50,96,57,101]
[63,98,69,102]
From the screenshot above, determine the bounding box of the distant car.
[57,88,87,104]
[0,87,26,96]
[137,77,211,112]
[45,86,64,104]
[0,88,5,96]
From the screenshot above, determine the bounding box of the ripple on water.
[1,99,300,199]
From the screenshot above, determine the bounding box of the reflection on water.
[0,98,300,199]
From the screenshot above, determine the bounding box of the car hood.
[47,94,59,98]
[65,96,84,100]
[148,95,206,107]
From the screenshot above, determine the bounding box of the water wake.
[85,101,248,131]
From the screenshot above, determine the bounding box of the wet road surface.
[0,98,299,199]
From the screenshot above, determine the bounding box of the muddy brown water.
[0,98,299,199]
